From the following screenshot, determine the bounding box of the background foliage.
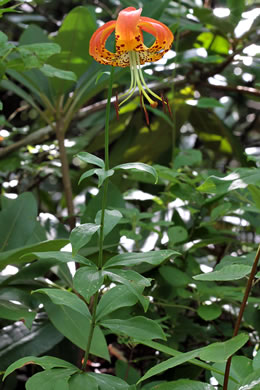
[0,0,260,389]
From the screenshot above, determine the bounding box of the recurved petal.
[115,7,143,51]
[89,20,116,64]
[139,17,173,53]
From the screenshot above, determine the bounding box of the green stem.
[81,67,115,370]
[223,244,260,390]
[81,292,99,371]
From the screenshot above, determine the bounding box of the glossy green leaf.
[197,168,260,194]
[193,264,252,281]
[0,300,35,328]
[69,372,98,389]
[87,372,129,389]
[253,350,260,371]
[104,250,179,269]
[115,360,141,385]
[33,288,91,318]
[236,369,260,390]
[48,6,96,93]
[40,64,77,81]
[137,340,227,378]
[154,379,215,390]
[210,202,233,220]
[73,268,104,302]
[138,349,201,383]
[77,152,105,168]
[96,285,138,321]
[43,298,109,360]
[0,239,69,269]
[4,356,77,380]
[0,192,37,252]
[78,168,96,184]
[113,163,158,183]
[199,333,249,363]
[95,209,123,238]
[0,321,63,371]
[22,251,94,266]
[17,43,61,69]
[159,266,191,287]
[100,316,166,341]
[211,356,252,389]
[103,269,150,311]
[95,169,115,187]
[70,223,100,255]
[168,226,188,245]
[197,304,222,321]
[25,368,78,390]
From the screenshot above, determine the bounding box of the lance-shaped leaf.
[100,317,166,341]
[199,333,249,363]
[77,152,105,169]
[40,64,77,81]
[70,223,100,256]
[103,269,150,311]
[113,162,158,183]
[73,268,104,302]
[96,285,138,321]
[193,264,252,281]
[104,250,179,269]
[22,251,95,266]
[4,356,77,380]
[25,368,78,390]
[33,289,91,319]
[95,209,123,238]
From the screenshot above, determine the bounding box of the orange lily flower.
[89,7,173,111]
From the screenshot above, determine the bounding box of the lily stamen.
[89,7,173,117]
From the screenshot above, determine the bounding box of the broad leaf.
[0,239,69,269]
[4,356,77,380]
[77,152,104,168]
[103,269,150,311]
[70,223,100,255]
[96,285,138,321]
[25,368,78,390]
[0,299,35,328]
[100,317,166,341]
[88,372,129,389]
[154,379,215,390]
[199,333,249,363]
[0,321,63,371]
[33,288,91,318]
[22,251,94,266]
[40,64,77,81]
[43,298,109,360]
[69,372,98,389]
[0,192,37,252]
[138,349,201,383]
[236,369,260,390]
[73,268,104,302]
[197,304,222,321]
[193,264,252,281]
[113,163,158,183]
[95,209,123,238]
[104,250,178,269]
[197,168,260,194]
[48,6,96,94]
